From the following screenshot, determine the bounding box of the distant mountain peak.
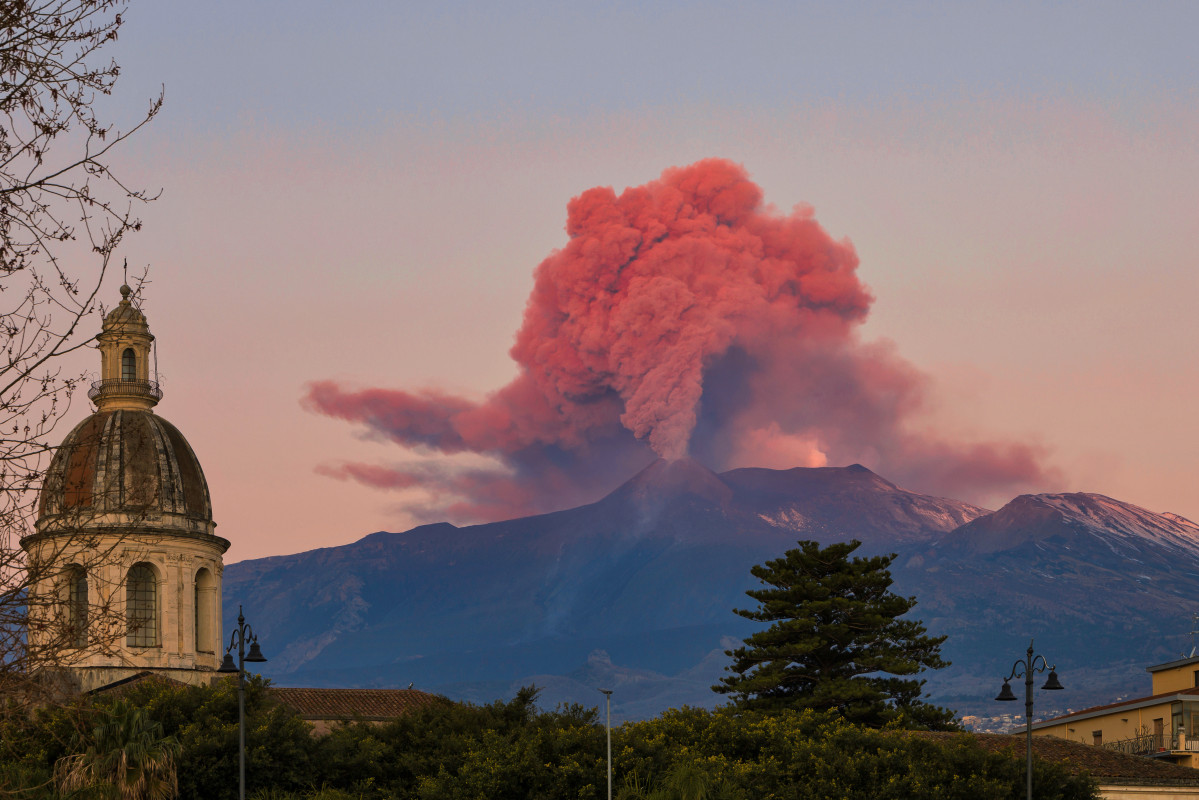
[948,491,1199,557]
[713,463,987,543]
[719,463,902,494]
[610,457,733,506]
[358,522,458,545]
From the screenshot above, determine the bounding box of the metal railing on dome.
[87,378,163,402]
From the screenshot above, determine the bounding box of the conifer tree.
[714,539,954,728]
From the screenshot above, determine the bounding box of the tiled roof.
[88,671,191,696]
[917,732,1199,785]
[269,687,445,720]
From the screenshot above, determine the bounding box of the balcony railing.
[87,379,163,402]
[1102,733,1168,756]
[1102,732,1199,756]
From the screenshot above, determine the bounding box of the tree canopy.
[714,539,954,728]
[53,699,180,800]
[0,683,1098,800]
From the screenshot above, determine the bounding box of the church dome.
[34,408,219,540]
[102,285,149,329]
[23,286,229,692]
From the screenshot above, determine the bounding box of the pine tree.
[714,539,954,728]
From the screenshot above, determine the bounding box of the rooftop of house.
[919,732,1199,786]
[1149,654,1199,674]
[1032,686,1199,727]
[86,670,190,695]
[89,673,446,723]
[269,687,446,720]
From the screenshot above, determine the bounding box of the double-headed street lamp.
[996,639,1064,800]
[219,605,267,800]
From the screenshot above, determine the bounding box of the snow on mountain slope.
[1035,493,1199,557]
[1161,512,1199,533]
[942,491,1199,563]
[720,463,990,543]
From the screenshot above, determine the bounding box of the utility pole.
[599,688,613,800]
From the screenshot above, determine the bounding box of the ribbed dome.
[35,409,216,537]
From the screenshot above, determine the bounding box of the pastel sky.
[62,1,1199,561]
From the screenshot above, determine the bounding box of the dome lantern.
[88,284,162,411]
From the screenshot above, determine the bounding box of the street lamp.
[218,605,267,800]
[599,688,613,800]
[996,639,1064,800]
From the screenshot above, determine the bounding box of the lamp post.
[218,605,267,800]
[996,639,1064,800]
[599,688,613,800]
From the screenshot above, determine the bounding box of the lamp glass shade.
[245,640,267,663]
[1042,670,1064,691]
[218,652,237,673]
[995,680,1018,702]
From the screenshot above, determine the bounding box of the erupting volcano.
[306,159,1056,521]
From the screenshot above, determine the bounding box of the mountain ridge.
[224,460,1199,720]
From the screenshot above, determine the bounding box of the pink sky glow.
[49,3,1199,561]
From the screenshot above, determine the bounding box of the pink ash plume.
[306,159,1054,521]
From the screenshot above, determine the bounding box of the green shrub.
[1,684,1097,800]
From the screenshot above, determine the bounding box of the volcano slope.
[224,461,1199,720]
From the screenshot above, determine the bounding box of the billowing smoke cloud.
[306,159,1056,521]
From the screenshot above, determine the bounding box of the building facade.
[1034,654,1199,768]
[21,286,229,692]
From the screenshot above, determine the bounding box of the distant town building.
[1034,654,1199,768]
[22,286,228,692]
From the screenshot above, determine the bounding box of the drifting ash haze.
[307,159,1057,522]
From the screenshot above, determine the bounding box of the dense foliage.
[715,539,954,728]
[53,699,180,799]
[614,707,1095,800]
[0,679,1097,800]
[0,677,312,800]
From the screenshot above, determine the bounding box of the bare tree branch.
[0,0,160,741]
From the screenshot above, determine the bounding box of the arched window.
[121,348,136,381]
[194,568,216,653]
[66,565,88,648]
[126,563,158,647]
